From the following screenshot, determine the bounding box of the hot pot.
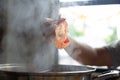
[0,64,96,80]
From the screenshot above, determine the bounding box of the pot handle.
[93,70,120,80]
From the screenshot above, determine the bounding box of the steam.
[1,0,59,70]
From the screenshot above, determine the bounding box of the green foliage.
[105,27,118,43]
[68,24,84,37]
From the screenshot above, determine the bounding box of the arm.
[65,37,112,66]
[44,18,112,66]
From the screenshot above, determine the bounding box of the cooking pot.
[0,64,95,80]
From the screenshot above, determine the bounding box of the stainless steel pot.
[0,64,96,80]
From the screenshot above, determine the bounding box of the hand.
[41,18,57,39]
[41,18,70,48]
[41,18,66,39]
[55,18,71,49]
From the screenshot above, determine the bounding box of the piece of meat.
[55,18,70,49]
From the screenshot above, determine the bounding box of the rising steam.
[1,0,59,70]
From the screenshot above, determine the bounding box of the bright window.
[58,4,120,65]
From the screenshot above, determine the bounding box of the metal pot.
[0,64,95,80]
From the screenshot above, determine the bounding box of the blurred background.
[58,0,120,65]
[0,0,120,80]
